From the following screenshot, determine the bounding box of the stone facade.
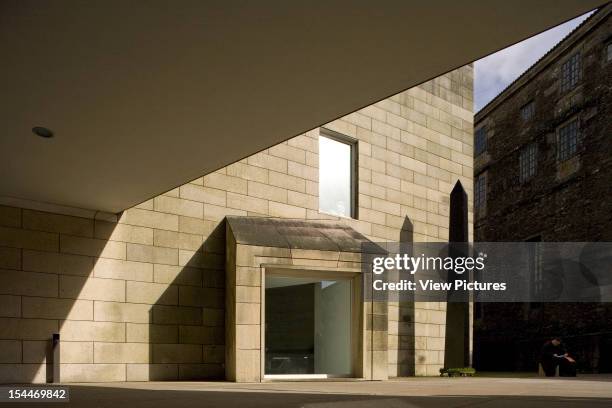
[474,6,612,373]
[0,64,473,383]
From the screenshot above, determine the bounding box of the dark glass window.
[474,127,487,156]
[474,173,486,211]
[558,120,579,161]
[526,236,543,304]
[560,53,581,92]
[607,43,612,62]
[519,143,537,182]
[520,101,535,121]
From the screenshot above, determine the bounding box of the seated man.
[540,337,576,377]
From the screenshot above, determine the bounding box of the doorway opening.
[263,273,354,379]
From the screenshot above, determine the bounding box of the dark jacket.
[540,341,566,363]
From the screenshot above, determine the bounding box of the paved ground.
[5,376,612,407]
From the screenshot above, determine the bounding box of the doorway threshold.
[263,375,361,382]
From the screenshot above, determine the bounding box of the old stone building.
[474,5,612,372]
[0,65,474,382]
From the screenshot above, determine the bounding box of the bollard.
[52,333,60,383]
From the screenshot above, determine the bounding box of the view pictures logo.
[372,253,487,275]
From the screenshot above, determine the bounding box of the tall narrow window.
[519,143,538,182]
[474,127,487,156]
[520,101,535,121]
[560,53,581,92]
[319,131,356,218]
[558,120,579,161]
[526,235,543,306]
[606,43,612,62]
[474,173,486,212]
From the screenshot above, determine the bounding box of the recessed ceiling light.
[32,127,54,138]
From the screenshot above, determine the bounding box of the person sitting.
[540,337,576,377]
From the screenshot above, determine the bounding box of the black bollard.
[52,333,60,383]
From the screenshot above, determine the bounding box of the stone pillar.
[225,225,263,382]
[362,270,388,380]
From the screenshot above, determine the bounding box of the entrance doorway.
[263,273,353,379]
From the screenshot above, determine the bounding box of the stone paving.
[37,376,612,407]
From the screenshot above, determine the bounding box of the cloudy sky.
[474,10,595,112]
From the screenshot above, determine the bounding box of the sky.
[474,10,596,112]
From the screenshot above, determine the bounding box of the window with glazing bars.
[474,127,487,156]
[561,53,581,92]
[519,143,537,182]
[520,101,535,121]
[474,173,486,210]
[558,120,579,161]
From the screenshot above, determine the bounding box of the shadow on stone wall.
[1,210,229,383]
[396,217,415,376]
[144,220,227,381]
[0,209,124,383]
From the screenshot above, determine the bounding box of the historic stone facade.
[0,65,473,383]
[474,6,612,373]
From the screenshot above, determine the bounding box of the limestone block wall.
[0,65,473,382]
[0,205,226,383]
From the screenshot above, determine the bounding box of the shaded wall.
[474,9,612,373]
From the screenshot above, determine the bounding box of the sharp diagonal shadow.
[0,209,122,383]
[145,220,227,380]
